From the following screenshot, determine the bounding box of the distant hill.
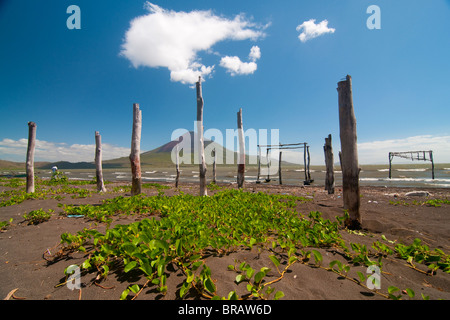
[104,131,255,168]
[0,131,273,170]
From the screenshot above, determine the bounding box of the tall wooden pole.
[430,151,435,180]
[196,77,207,196]
[324,134,335,194]
[26,122,37,193]
[130,103,142,196]
[388,152,393,179]
[175,143,180,188]
[278,151,282,185]
[237,108,245,188]
[338,75,361,229]
[303,143,308,185]
[307,145,312,182]
[212,148,217,184]
[256,146,261,183]
[95,131,106,192]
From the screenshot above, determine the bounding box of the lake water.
[12,163,449,189]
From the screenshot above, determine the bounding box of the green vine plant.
[33,187,448,300]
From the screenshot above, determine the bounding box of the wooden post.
[323,134,335,194]
[307,145,312,183]
[26,122,37,193]
[265,148,271,182]
[278,151,282,185]
[130,103,142,196]
[212,148,217,184]
[175,143,180,188]
[256,146,261,184]
[196,77,207,196]
[430,151,435,180]
[303,143,309,185]
[237,108,245,188]
[388,152,393,179]
[95,131,106,192]
[338,75,361,229]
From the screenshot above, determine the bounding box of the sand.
[0,181,449,303]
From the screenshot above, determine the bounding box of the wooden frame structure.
[256,143,313,185]
[389,150,435,179]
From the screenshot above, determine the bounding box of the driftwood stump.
[130,103,142,196]
[338,75,361,229]
[196,77,207,196]
[237,108,245,188]
[95,131,106,192]
[324,134,335,194]
[26,122,37,193]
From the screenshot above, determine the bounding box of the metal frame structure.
[256,143,314,185]
[388,150,434,179]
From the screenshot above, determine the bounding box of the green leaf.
[186,270,195,283]
[405,288,415,298]
[228,291,238,300]
[312,250,323,266]
[180,282,191,298]
[120,288,130,300]
[254,271,265,284]
[260,267,271,275]
[274,291,285,300]
[356,271,366,283]
[129,284,140,294]
[124,261,137,273]
[204,277,216,294]
[227,264,235,271]
[81,259,91,270]
[157,262,165,277]
[235,274,245,284]
[269,255,280,268]
[388,286,399,294]
[139,262,152,276]
[329,260,341,270]
[246,267,255,279]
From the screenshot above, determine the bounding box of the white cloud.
[249,45,261,61]
[296,19,335,42]
[220,45,261,76]
[0,138,130,162]
[120,2,266,85]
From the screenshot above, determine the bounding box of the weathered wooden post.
[306,145,312,183]
[323,134,335,194]
[430,151,435,180]
[265,148,271,182]
[278,151,282,185]
[212,148,217,184]
[130,103,142,196]
[26,122,37,193]
[338,75,361,229]
[303,143,309,185]
[237,108,245,188]
[175,143,180,188]
[196,77,208,196]
[95,131,107,192]
[388,152,393,179]
[256,146,261,184]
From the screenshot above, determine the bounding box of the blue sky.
[1,0,449,165]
